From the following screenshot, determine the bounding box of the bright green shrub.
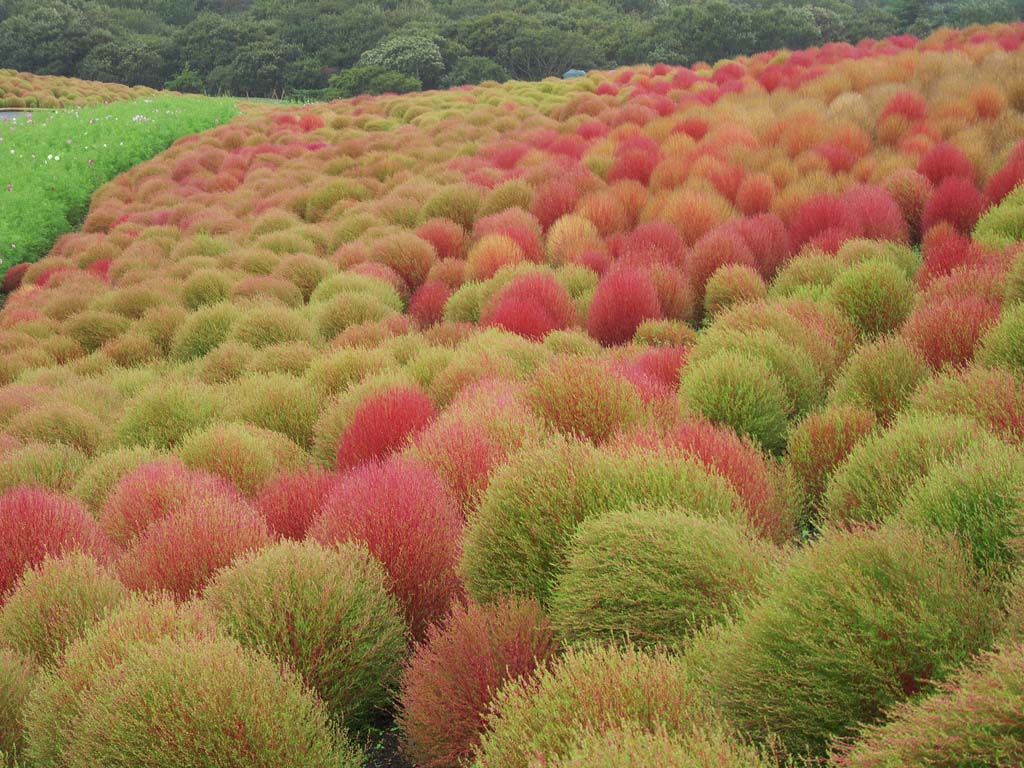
[196,340,254,383]
[834,643,1024,768]
[0,648,34,768]
[311,293,398,340]
[249,340,316,375]
[170,302,240,361]
[461,437,745,606]
[63,636,364,768]
[897,438,1024,577]
[821,414,986,528]
[828,335,930,425]
[826,259,915,339]
[703,264,767,319]
[224,373,322,448]
[114,381,220,450]
[230,302,314,349]
[62,311,129,353]
[204,540,408,729]
[181,269,231,310]
[548,509,778,649]
[0,554,126,666]
[547,724,773,768]
[679,351,790,454]
[304,348,395,396]
[706,525,999,756]
[768,250,841,299]
[977,303,1024,374]
[175,422,311,495]
[473,644,708,768]
[6,402,108,455]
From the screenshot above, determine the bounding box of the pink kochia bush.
[398,596,558,768]
[255,468,337,540]
[309,457,465,639]
[480,273,577,340]
[0,487,113,603]
[586,266,662,345]
[335,385,438,470]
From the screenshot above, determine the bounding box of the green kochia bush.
[547,724,774,768]
[704,525,1000,757]
[474,644,709,768]
[0,648,35,767]
[548,509,778,649]
[977,303,1024,374]
[834,643,1024,768]
[828,335,930,425]
[897,439,1024,578]
[61,636,364,768]
[461,437,746,606]
[203,540,408,730]
[826,259,914,339]
[820,414,986,528]
[679,351,790,454]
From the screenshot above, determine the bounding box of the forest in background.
[0,0,1022,99]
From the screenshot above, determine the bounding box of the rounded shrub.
[69,446,158,513]
[586,267,663,346]
[679,351,790,454]
[897,439,1024,578]
[116,494,273,600]
[977,303,1024,374]
[548,509,778,649]
[909,365,1024,445]
[204,540,408,728]
[526,357,644,444]
[0,488,112,604]
[170,302,240,361]
[784,404,877,530]
[833,643,1024,768]
[398,596,558,768]
[461,437,745,606]
[828,335,930,425]
[473,644,708,768]
[706,525,1000,756]
[60,635,364,768]
[826,259,915,339]
[224,372,322,449]
[0,554,126,666]
[175,422,311,496]
[255,468,336,540]
[309,457,464,640]
[230,302,314,349]
[181,269,231,310]
[7,402,108,456]
[703,264,767,319]
[0,442,87,494]
[21,594,222,768]
[335,384,438,470]
[820,414,986,528]
[546,724,773,768]
[0,648,35,767]
[114,381,219,450]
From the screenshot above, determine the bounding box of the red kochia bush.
[398,596,558,768]
[0,487,113,603]
[586,266,663,345]
[309,457,464,639]
[788,194,856,251]
[917,142,975,185]
[116,495,272,600]
[917,225,986,286]
[984,141,1024,204]
[686,227,757,310]
[336,385,438,470]
[902,292,1002,369]
[255,468,337,540]
[480,273,577,340]
[921,177,984,233]
[100,458,240,548]
[409,281,451,327]
[616,221,686,267]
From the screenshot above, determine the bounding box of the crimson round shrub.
[826,259,915,339]
[309,456,464,639]
[58,635,364,768]
[0,487,112,604]
[398,596,558,768]
[834,642,1024,767]
[255,468,336,540]
[548,508,778,648]
[820,414,986,528]
[461,437,745,606]
[480,272,577,340]
[204,540,408,728]
[335,384,437,470]
[473,644,709,768]
[586,266,663,346]
[100,458,239,547]
[706,525,1000,756]
[0,554,126,666]
[678,351,790,454]
[116,493,273,600]
[921,177,984,233]
[828,335,930,425]
[0,648,35,767]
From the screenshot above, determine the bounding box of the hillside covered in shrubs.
[2,0,1024,97]
[2,20,1024,768]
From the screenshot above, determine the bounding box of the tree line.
[0,0,1021,99]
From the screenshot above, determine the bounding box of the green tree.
[443,55,509,86]
[326,65,422,98]
[358,33,445,88]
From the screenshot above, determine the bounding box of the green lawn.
[0,95,237,279]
